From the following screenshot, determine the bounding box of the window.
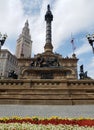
[2,53,6,58]
[63,70,72,76]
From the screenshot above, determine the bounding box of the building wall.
[0,50,18,78]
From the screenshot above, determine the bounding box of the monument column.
[44,5,53,53]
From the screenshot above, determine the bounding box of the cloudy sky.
[0,0,94,79]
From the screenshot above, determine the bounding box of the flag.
[71,38,76,52]
[71,38,74,44]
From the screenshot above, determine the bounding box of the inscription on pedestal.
[40,72,53,79]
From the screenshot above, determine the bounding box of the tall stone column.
[44,5,53,53]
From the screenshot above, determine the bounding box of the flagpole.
[71,33,76,54]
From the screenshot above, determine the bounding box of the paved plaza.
[0,105,94,118]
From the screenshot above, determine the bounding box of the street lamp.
[86,34,94,54]
[0,32,7,51]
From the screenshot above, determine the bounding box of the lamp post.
[0,32,7,51]
[86,34,94,54]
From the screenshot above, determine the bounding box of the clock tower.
[15,20,32,58]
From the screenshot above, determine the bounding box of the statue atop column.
[44,4,53,53]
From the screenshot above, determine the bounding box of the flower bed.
[0,116,94,129]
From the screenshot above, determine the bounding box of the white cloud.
[21,0,43,15]
[0,0,27,53]
[0,0,25,37]
[75,39,91,56]
[52,0,94,50]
